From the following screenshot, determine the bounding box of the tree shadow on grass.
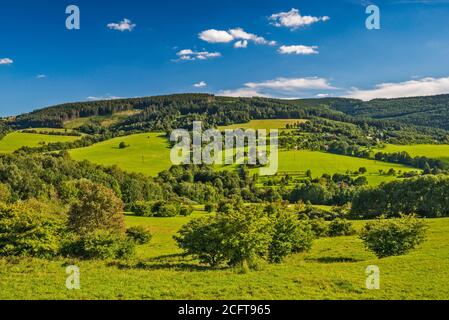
[305,256,363,264]
[108,254,225,272]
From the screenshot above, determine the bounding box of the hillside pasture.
[0,215,448,300]
[69,133,172,177]
[379,144,449,164]
[219,119,307,131]
[0,131,80,154]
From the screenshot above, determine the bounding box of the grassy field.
[0,131,80,153]
[69,133,172,176]
[0,214,448,300]
[379,144,449,164]
[64,110,142,129]
[219,119,307,130]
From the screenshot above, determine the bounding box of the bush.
[0,203,64,258]
[179,205,194,216]
[204,203,217,213]
[308,218,329,237]
[68,180,125,236]
[360,215,427,258]
[126,226,152,244]
[152,201,179,217]
[129,201,154,217]
[328,218,356,237]
[268,212,314,263]
[174,216,227,267]
[62,230,135,260]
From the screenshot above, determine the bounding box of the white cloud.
[175,49,221,61]
[346,77,449,100]
[219,77,336,98]
[199,29,234,43]
[107,18,136,32]
[278,45,319,55]
[246,77,335,91]
[316,93,330,98]
[234,40,248,48]
[270,8,329,30]
[199,28,276,47]
[194,81,207,88]
[0,58,13,65]
[87,95,122,101]
[36,74,47,79]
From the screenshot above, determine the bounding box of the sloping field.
[379,144,449,164]
[69,133,172,176]
[0,131,80,153]
[0,215,448,299]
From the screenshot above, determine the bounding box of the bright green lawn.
[0,215,448,300]
[0,131,80,154]
[379,144,449,164]
[69,133,172,177]
[219,119,307,130]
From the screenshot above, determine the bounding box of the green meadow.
[0,214,448,300]
[379,144,449,164]
[69,133,172,177]
[0,131,80,154]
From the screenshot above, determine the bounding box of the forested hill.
[6,93,449,131]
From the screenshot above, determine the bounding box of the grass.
[219,119,307,130]
[64,110,142,129]
[69,133,172,177]
[0,131,80,154]
[0,215,448,300]
[378,144,449,164]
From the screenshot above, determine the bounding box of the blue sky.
[1,0,449,116]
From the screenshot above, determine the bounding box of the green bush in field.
[152,201,179,217]
[268,212,314,263]
[129,201,154,217]
[174,216,228,267]
[68,179,125,236]
[126,226,152,245]
[360,215,427,258]
[0,202,64,258]
[308,217,329,237]
[327,218,356,237]
[62,230,135,260]
[175,206,315,267]
[179,205,194,216]
[204,203,217,213]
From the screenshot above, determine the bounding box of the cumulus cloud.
[219,77,336,98]
[199,29,234,43]
[194,81,207,88]
[270,8,329,30]
[316,93,330,98]
[36,74,47,79]
[107,18,136,32]
[174,49,221,61]
[0,58,13,65]
[346,77,449,100]
[278,45,319,55]
[199,28,276,47]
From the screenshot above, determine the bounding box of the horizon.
[2,0,449,116]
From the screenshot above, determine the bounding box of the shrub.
[174,216,227,267]
[126,226,152,245]
[204,203,217,213]
[328,218,356,237]
[360,215,427,258]
[152,201,179,217]
[129,201,154,217]
[62,230,135,260]
[179,205,194,216]
[268,212,314,263]
[68,179,125,236]
[119,142,128,149]
[0,203,64,258]
[308,218,329,237]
